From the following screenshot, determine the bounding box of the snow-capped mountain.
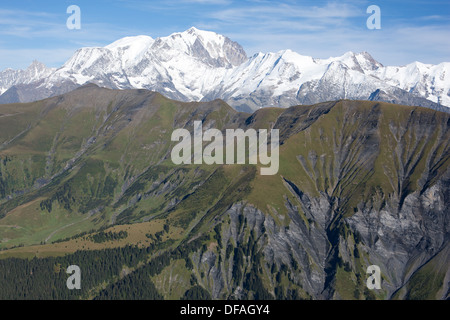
[0,60,55,95]
[27,27,247,104]
[371,61,450,106]
[0,27,449,112]
[215,50,450,111]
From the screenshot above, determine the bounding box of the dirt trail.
[44,215,92,243]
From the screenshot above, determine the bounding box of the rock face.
[189,179,449,300]
[180,100,449,300]
[346,176,449,299]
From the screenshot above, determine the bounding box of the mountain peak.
[24,60,52,79]
[175,27,228,49]
[328,50,383,72]
[186,26,200,33]
[105,35,154,50]
[156,27,247,68]
[184,26,217,36]
[356,51,383,69]
[28,60,47,69]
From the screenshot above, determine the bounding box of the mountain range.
[1,27,449,113]
[0,84,448,300]
[0,26,449,301]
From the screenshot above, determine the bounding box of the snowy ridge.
[0,61,55,95]
[0,27,449,111]
[372,61,450,105]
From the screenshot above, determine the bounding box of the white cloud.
[179,0,232,4]
[211,2,363,23]
[201,1,450,65]
[0,1,449,70]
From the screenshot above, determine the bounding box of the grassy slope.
[0,88,448,299]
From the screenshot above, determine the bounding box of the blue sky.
[0,0,449,70]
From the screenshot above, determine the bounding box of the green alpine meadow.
[0,84,448,300]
